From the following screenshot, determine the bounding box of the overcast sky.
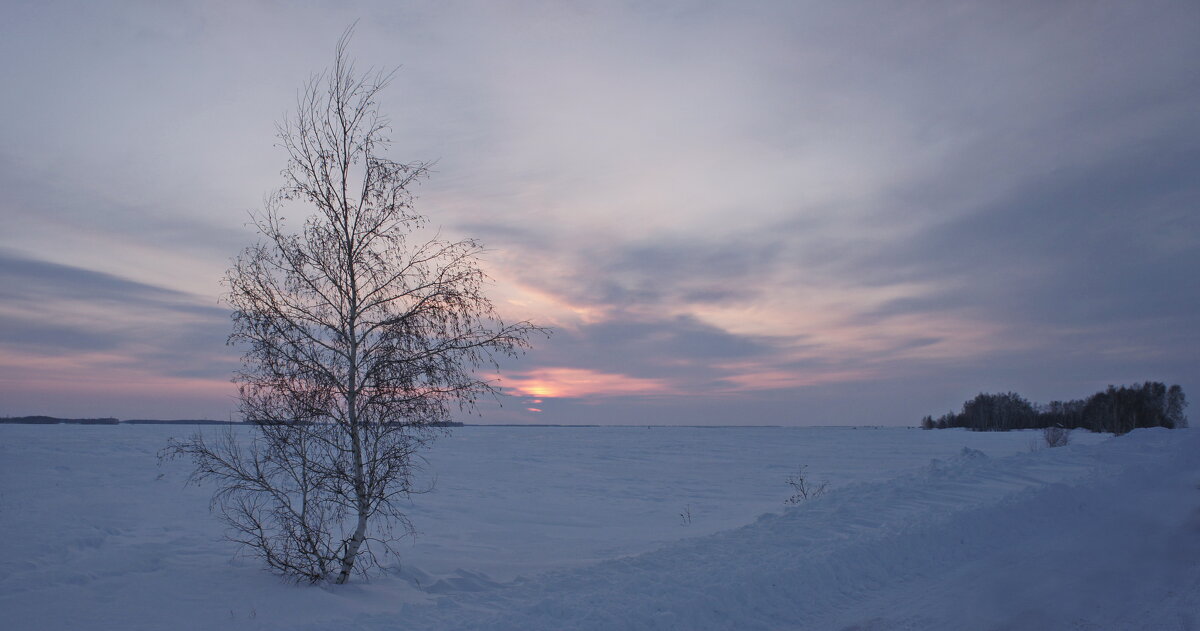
[1,1,1197,425]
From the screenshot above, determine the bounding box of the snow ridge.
[299,429,1200,630]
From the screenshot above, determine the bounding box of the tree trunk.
[335,509,369,584]
[336,408,370,584]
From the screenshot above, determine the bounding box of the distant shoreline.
[0,416,897,429]
[0,416,235,425]
[0,416,465,427]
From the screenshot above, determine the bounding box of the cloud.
[1,2,1196,423]
[0,250,237,416]
[0,249,203,307]
[849,137,1200,352]
[466,1,1200,413]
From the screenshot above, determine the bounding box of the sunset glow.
[502,367,674,400]
[0,3,1195,424]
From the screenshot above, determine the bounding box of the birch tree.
[167,29,543,584]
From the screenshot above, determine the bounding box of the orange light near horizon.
[521,383,560,399]
[502,367,674,400]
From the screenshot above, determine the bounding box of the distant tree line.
[0,416,465,427]
[0,415,118,425]
[920,382,1188,435]
[0,416,221,425]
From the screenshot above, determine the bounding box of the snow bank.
[1,425,1195,630]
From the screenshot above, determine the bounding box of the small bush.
[785,465,829,504]
[1043,426,1070,448]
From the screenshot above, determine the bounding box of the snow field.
[0,424,1194,630]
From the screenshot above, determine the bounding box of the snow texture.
[1,425,1196,630]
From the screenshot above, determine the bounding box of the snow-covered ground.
[1,424,1196,630]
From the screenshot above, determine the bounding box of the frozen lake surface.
[1,424,1196,629]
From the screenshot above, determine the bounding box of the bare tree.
[166,29,544,584]
[784,465,829,504]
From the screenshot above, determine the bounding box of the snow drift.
[1,425,1196,630]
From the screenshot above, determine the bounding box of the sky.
[1,1,1197,425]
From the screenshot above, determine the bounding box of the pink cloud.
[714,366,878,393]
[0,351,235,417]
